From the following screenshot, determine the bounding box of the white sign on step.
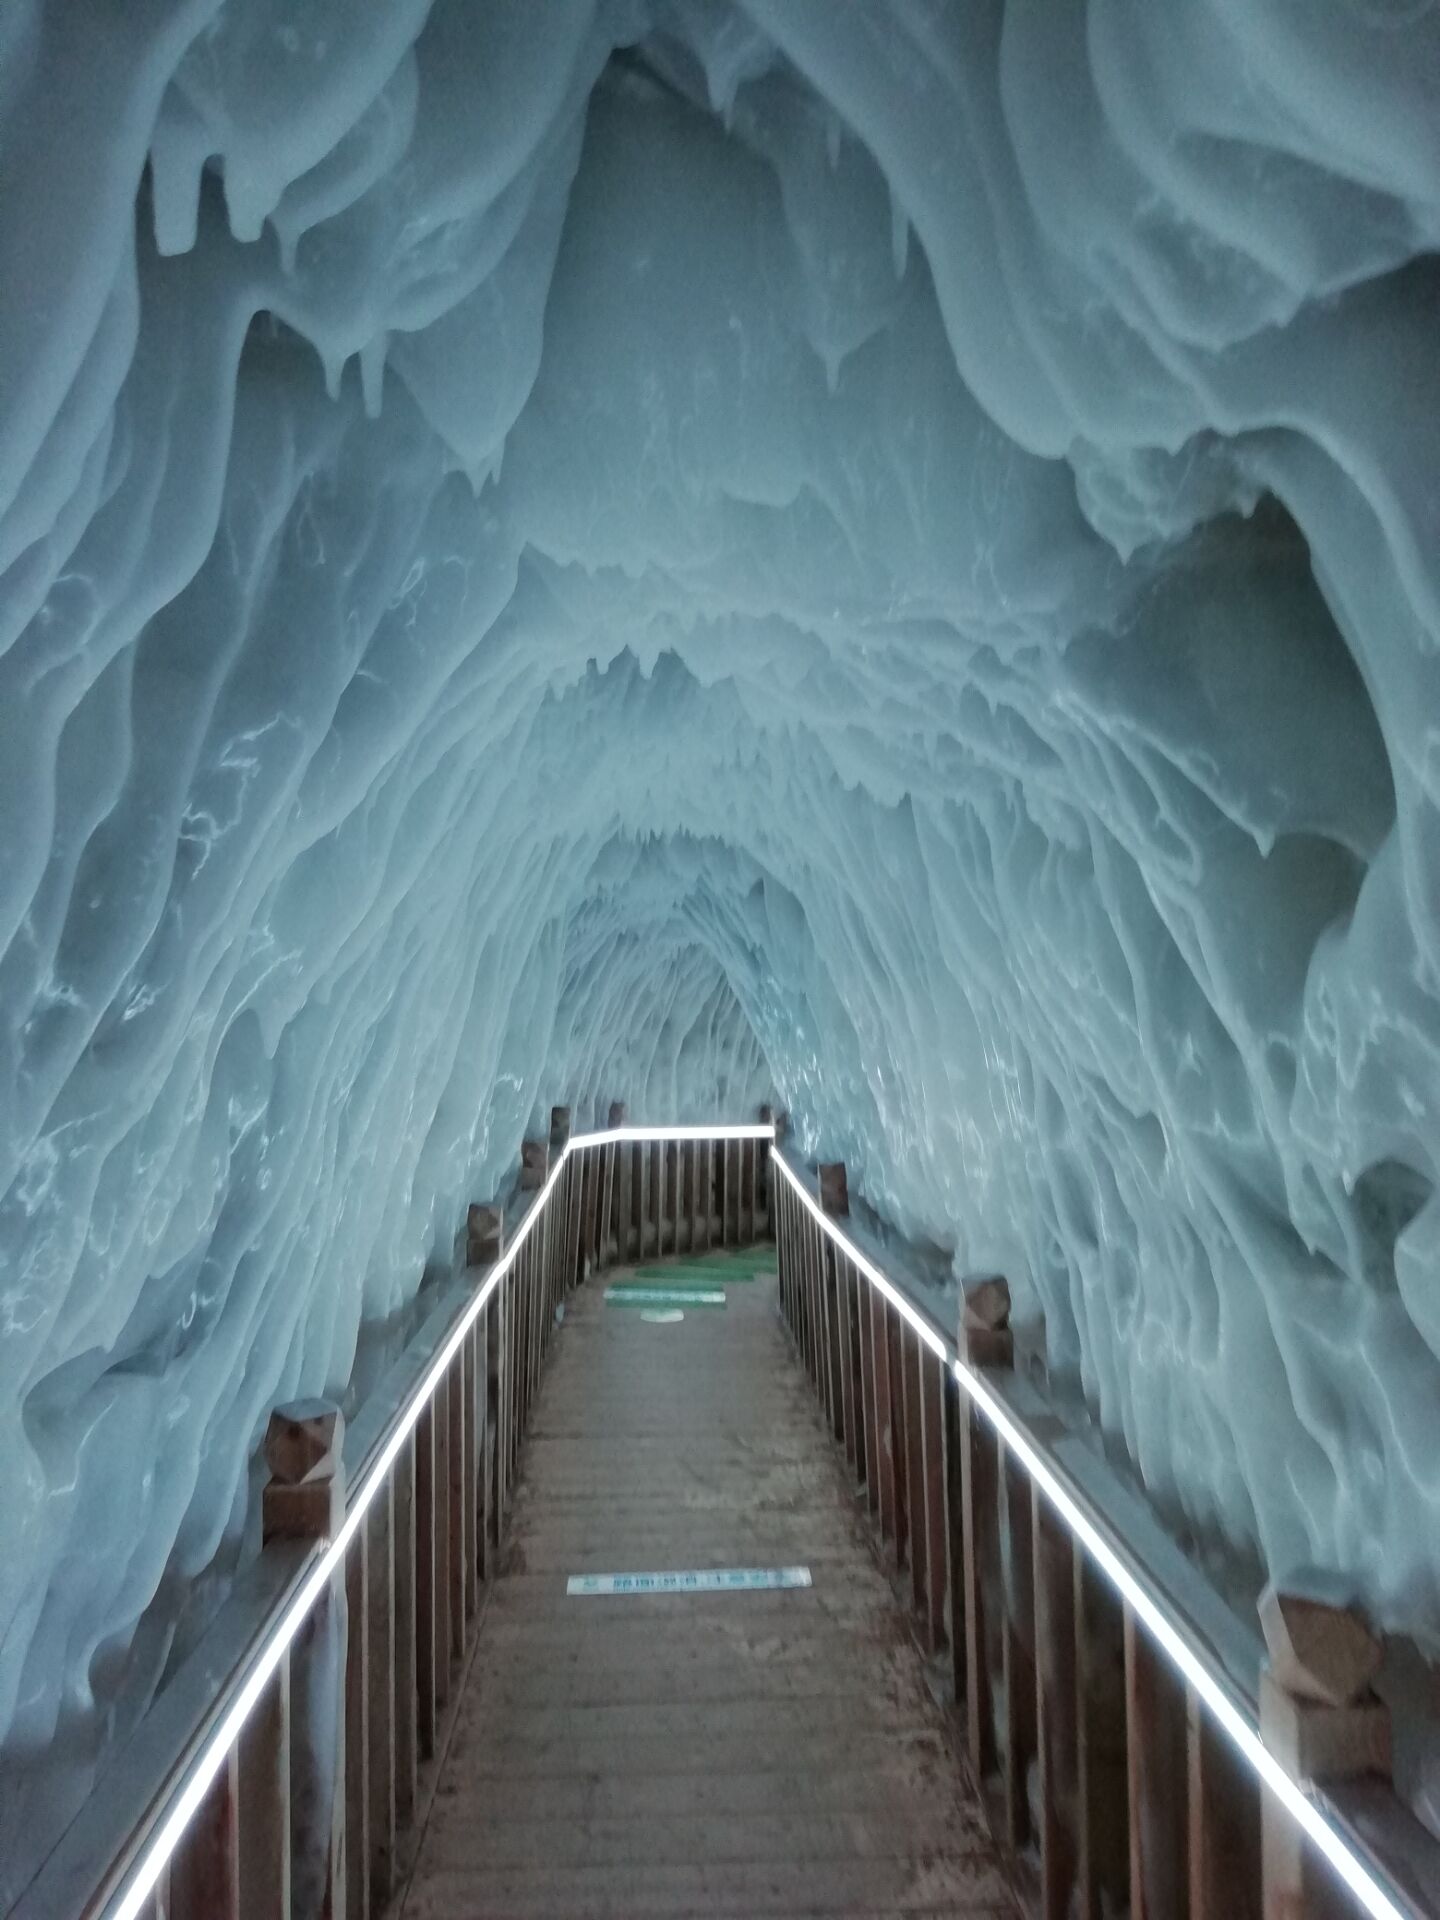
[566,1566,813,1597]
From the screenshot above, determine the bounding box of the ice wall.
[3,0,1440,1877]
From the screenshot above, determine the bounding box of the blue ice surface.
[3,0,1440,1879]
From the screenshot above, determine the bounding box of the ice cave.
[3,0,1440,1911]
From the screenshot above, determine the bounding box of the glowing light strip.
[769,1150,1409,1920]
[106,1122,776,1920]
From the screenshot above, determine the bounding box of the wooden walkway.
[395,1254,1019,1920]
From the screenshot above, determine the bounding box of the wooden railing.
[770,1143,1440,1920]
[11,1109,776,1920]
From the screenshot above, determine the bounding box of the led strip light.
[768,1150,1410,1920]
[105,1122,775,1920]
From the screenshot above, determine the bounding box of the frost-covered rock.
[3,0,1440,1887]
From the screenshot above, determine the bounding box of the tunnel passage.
[4,0,1440,1891]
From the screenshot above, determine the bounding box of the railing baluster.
[961,1395,1000,1779]
[1124,1602,1189,1919]
[903,1325,928,1618]
[415,1400,438,1759]
[448,1352,467,1660]
[872,1287,898,1549]
[344,1524,370,1920]
[1075,1548,1129,1917]
[888,1306,911,1570]
[170,1744,239,1920]
[919,1347,948,1653]
[366,1478,396,1911]
[1034,1489,1079,1918]
[393,1431,418,1827]
[433,1368,452,1711]
[1001,1441,1038,1849]
[859,1261,880,1510]
[1188,1682,1259,1919]
[238,1654,291,1919]
[942,1371,967,1710]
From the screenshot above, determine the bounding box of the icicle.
[359,330,388,418]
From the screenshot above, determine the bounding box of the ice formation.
[3,0,1440,1881]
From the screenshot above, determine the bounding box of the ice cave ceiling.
[3,0,1440,1862]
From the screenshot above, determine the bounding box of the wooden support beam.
[465,1203,502,1269]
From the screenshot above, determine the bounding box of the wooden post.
[392,1432,418,1828]
[757,1104,774,1237]
[1189,1683,1260,1920]
[872,1287,898,1550]
[549,1105,571,1153]
[414,1403,438,1760]
[261,1402,346,1919]
[519,1138,548,1191]
[238,1655,291,1920]
[606,1103,626,1265]
[1125,1603,1189,1920]
[918,1347,948,1654]
[343,1525,369,1920]
[1075,1548,1129,1917]
[1034,1490,1079,1918]
[466,1203,503,1268]
[903,1325,928,1621]
[960,1397,1001,1781]
[170,1745,240,1920]
[433,1369,452,1710]
[1001,1443,1038,1849]
[366,1479,396,1912]
[1258,1593,1389,1920]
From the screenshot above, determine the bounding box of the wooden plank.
[414,1402,438,1761]
[392,1432,418,1827]
[1075,1550,1129,1918]
[1001,1443,1037,1850]
[400,1270,1017,1920]
[237,1654,290,1920]
[1033,1491,1079,1918]
[366,1478,396,1911]
[344,1525,370,1920]
[1188,1683,1260,1920]
[1125,1602,1189,1920]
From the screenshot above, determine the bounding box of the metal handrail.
[770,1145,1437,1920]
[12,1122,775,1920]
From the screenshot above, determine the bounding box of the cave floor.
[395,1257,1018,1919]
